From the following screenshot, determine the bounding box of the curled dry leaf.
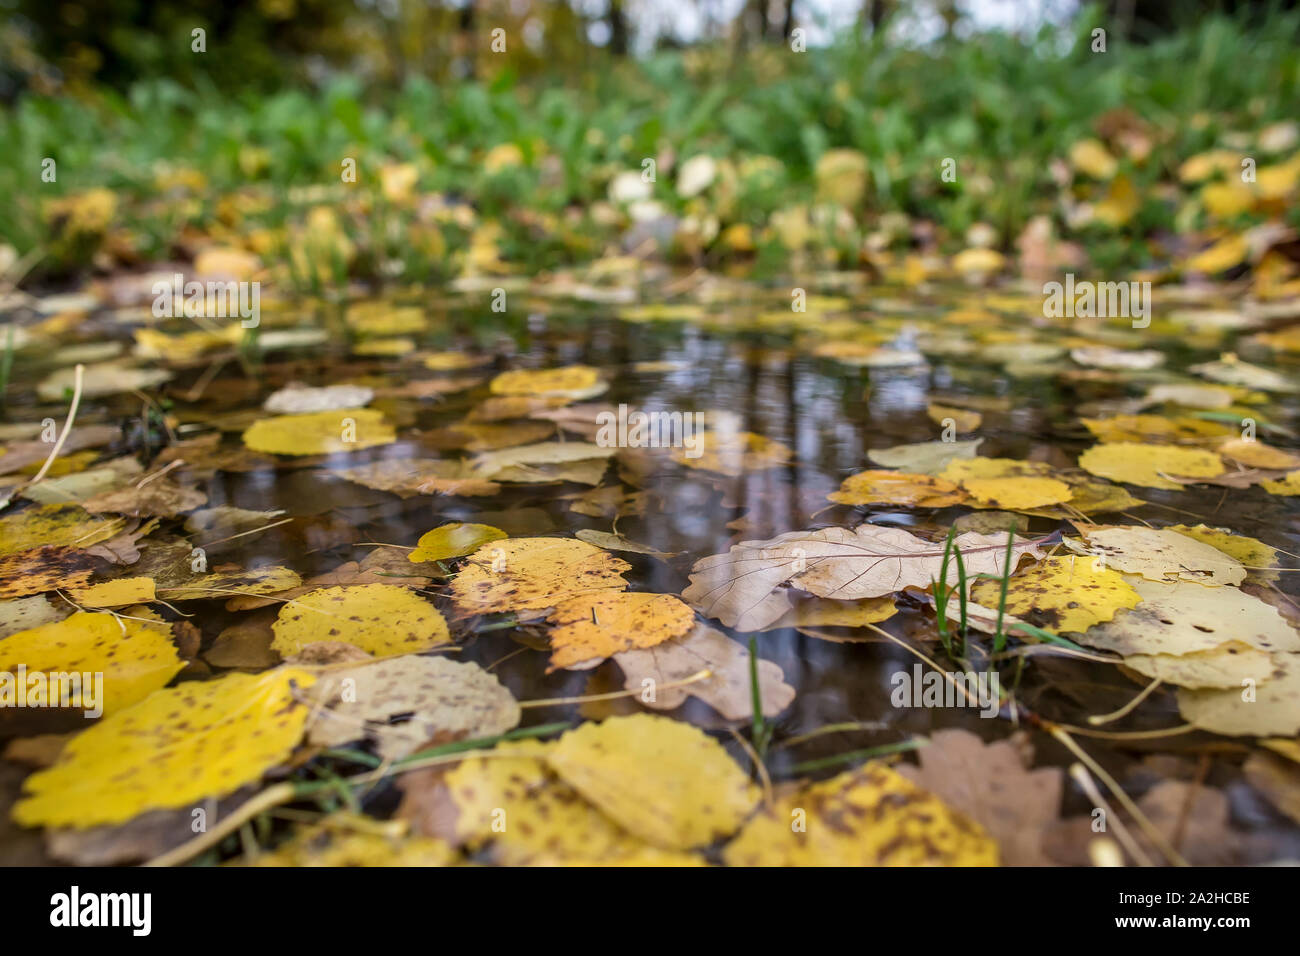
[682,524,1044,632]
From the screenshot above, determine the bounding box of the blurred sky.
[569,0,1081,50]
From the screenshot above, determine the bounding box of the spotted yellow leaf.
[271,584,450,658]
[546,591,695,671]
[546,714,758,850]
[13,668,315,828]
[0,610,183,717]
[722,762,998,865]
[449,537,630,617]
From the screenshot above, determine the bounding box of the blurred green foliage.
[1,5,1298,283]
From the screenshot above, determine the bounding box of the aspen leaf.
[13,668,315,828]
[1178,654,1300,736]
[547,714,758,849]
[0,610,183,716]
[242,408,395,456]
[449,537,631,617]
[409,522,507,563]
[828,470,965,507]
[544,591,695,671]
[722,762,998,866]
[271,584,450,658]
[970,554,1140,633]
[1077,442,1224,490]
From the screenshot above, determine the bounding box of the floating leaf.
[970,554,1140,633]
[306,656,519,760]
[0,610,183,717]
[409,523,507,563]
[546,591,696,671]
[1075,526,1246,586]
[722,762,998,866]
[683,525,1044,631]
[13,669,315,828]
[828,470,965,508]
[66,577,156,607]
[1077,442,1224,490]
[270,584,450,658]
[613,622,795,720]
[547,714,758,850]
[1178,654,1300,736]
[242,408,395,456]
[449,537,631,617]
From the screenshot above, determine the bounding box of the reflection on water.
[5,286,1300,856]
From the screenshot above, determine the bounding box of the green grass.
[1,7,1297,284]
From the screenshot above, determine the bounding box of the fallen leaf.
[613,622,795,719]
[1077,442,1225,490]
[270,584,451,658]
[306,655,519,760]
[12,668,315,828]
[897,729,1062,866]
[682,525,1044,631]
[449,537,631,617]
[723,761,998,865]
[546,591,695,671]
[242,408,396,456]
[409,523,507,563]
[546,714,758,849]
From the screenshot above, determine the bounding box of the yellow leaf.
[759,596,897,630]
[1077,442,1224,490]
[1078,526,1245,586]
[423,739,660,864]
[1217,438,1300,471]
[66,577,156,607]
[13,668,315,828]
[1081,414,1233,444]
[828,470,965,508]
[547,714,758,849]
[241,408,396,456]
[926,403,982,432]
[1069,138,1118,179]
[546,591,696,671]
[449,537,631,616]
[722,762,998,865]
[1184,235,1249,274]
[0,504,125,558]
[1262,470,1300,495]
[409,523,507,563]
[1094,175,1139,227]
[673,431,792,476]
[161,565,302,602]
[271,584,450,658]
[0,610,183,716]
[488,365,602,398]
[252,813,457,866]
[970,555,1139,633]
[961,476,1073,510]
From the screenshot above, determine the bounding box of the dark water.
[5,283,1300,861]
